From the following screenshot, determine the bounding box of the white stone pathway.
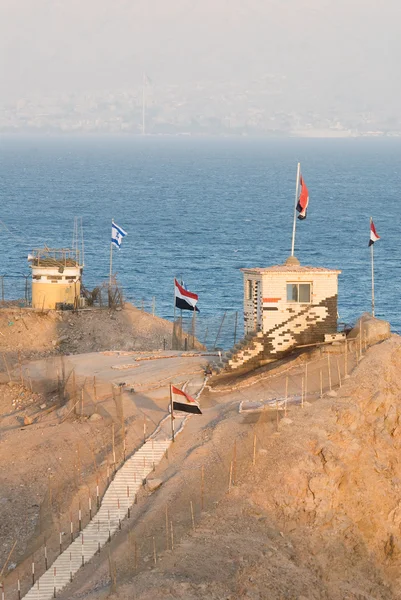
[22,412,188,599]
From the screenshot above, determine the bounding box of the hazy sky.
[1,0,400,112]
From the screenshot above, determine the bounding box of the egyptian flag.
[171,385,202,414]
[174,279,199,312]
[296,175,309,220]
[369,220,380,246]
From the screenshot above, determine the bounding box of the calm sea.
[0,136,400,347]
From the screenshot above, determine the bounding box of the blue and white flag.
[111,221,127,249]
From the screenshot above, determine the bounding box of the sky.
[1,0,401,114]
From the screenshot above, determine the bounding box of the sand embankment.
[0,303,176,363]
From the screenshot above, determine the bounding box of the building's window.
[246,280,253,300]
[32,275,41,280]
[46,275,62,281]
[66,276,76,281]
[286,283,311,303]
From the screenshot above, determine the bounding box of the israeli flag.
[111,221,127,249]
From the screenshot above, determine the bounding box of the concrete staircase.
[265,305,327,355]
[221,330,265,371]
[22,417,185,599]
[221,304,328,374]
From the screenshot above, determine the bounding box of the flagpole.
[370,216,375,317]
[142,73,146,135]
[180,276,183,350]
[172,278,176,350]
[173,278,176,322]
[192,305,196,350]
[291,162,301,257]
[109,221,113,288]
[169,384,175,442]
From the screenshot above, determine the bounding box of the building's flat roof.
[241,265,341,274]
[31,257,80,268]
[29,248,82,269]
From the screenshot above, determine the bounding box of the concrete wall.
[261,270,338,335]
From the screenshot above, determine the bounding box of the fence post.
[2,354,11,383]
[190,500,195,531]
[305,363,308,403]
[214,311,227,349]
[285,377,288,416]
[301,376,304,408]
[201,466,205,510]
[327,354,332,392]
[337,358,342,388]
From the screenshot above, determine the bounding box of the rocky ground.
[50,335,401,600]
[2,315,401,600]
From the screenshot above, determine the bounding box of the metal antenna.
[80,217,85,267]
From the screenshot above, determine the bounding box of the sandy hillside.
[0,303,177,363]
[0,351,208,586]
[46,335,401,600]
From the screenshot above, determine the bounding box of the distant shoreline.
[1,131,400,139]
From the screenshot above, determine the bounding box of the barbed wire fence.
[0,276,241,352]
[0,276,31,308]
[171,310,241,351]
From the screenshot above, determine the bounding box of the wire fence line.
[0,276,240,351]
[0,357,160,597]
[0,409,273,600]
[0,276,31,307]
[0,332,369,598]
[171,310,241,351]
[0,364,204,600]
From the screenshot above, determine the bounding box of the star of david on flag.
[111,221,127,249]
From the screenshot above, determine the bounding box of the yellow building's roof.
[31,257,80,268]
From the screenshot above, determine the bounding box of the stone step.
[21,405,200,599]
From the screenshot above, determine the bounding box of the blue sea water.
[0,135,400,347]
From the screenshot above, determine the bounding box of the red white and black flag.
[171,385,202,414]
[296,175,309,220]
[369,220,380,246]
[174,279,199,312]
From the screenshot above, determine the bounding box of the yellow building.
[29,248,83,310]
